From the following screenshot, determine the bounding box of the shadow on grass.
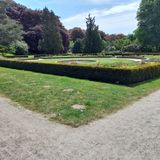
[128,77,160,88]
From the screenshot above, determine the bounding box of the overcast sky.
[15,0,141,34]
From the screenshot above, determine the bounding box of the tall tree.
[69,27,85,42]
[84,14,103,54]
[0,0,23,46]
[136,0,160,50]
[38,7,63,54]
[6,1,69,53]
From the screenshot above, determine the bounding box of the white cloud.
[63,2,139,23]
[62,1,140,34]
[97,12,138,34]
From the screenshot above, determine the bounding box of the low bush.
[11,41,29,55]
[122,44,152,53]
[0,45,15,54]
[0,59,160,84]
[104,45,117,52]
[0,41,28,55]
[0,45,7,53]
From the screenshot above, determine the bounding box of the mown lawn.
[0,67,160,127]
[29,58,140,68]
[144,55,160,59]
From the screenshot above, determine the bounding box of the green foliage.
[84,14,103,54]
[68,41,74,52]
[0,59,160,85]
[11,41,29,55]
[0,40,28,55]
[72,39,84,53]
[103,35,138,52]
[136,0,160,50]
[114,37,133,50]
[0,16,23,46]
[0,0,27,55]
[128,34,136,41]
[0,45,15,55]
[0,0,7,21]
[69,27,85,42]
[122,44,141,52]
[104,45,117,52]
[0,45,8,53]
[122,44,152,53]
[0,1,23,46]
[38,7,63,54]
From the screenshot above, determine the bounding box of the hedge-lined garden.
[0,59,160,85]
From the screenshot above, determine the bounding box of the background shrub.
[13,41,28,55]
[72,39,84,53]
[122,44,141,52]
[104,45,117,52]
[122,44,153,53]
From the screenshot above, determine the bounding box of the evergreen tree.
[84,14,103,54]
[38,7,63,54]
[136,0,160,51]
[72,39,84,53]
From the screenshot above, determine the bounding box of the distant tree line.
[6,1,69,53]
[2,0,69,54]
[0,0,160,55]
[69,0,160,53]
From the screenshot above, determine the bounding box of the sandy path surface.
[0,91,160,160]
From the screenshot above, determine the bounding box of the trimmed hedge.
[0,59,160,84]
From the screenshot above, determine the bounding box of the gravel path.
[0,91,160,160]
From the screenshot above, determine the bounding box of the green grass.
[144,55,160,61]
[144,55,160,59]
[0,67,160,127]
[0,53,15,57]
[28,58,140,68]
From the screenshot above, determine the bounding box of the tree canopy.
[72,39,84,53]
[69,27,85,42]
[84,14,103,53]
[5,0,69,53]
[136,0,160,50]
[0,0,23,46]
[38,7,63,54]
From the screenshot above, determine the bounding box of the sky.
[15,0,141,34]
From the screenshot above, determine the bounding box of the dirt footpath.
[0,91,160,160]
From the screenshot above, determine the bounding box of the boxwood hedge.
[0,59,160,85]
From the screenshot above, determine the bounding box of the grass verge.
[29,58,139,68]
[0,67,160,127]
